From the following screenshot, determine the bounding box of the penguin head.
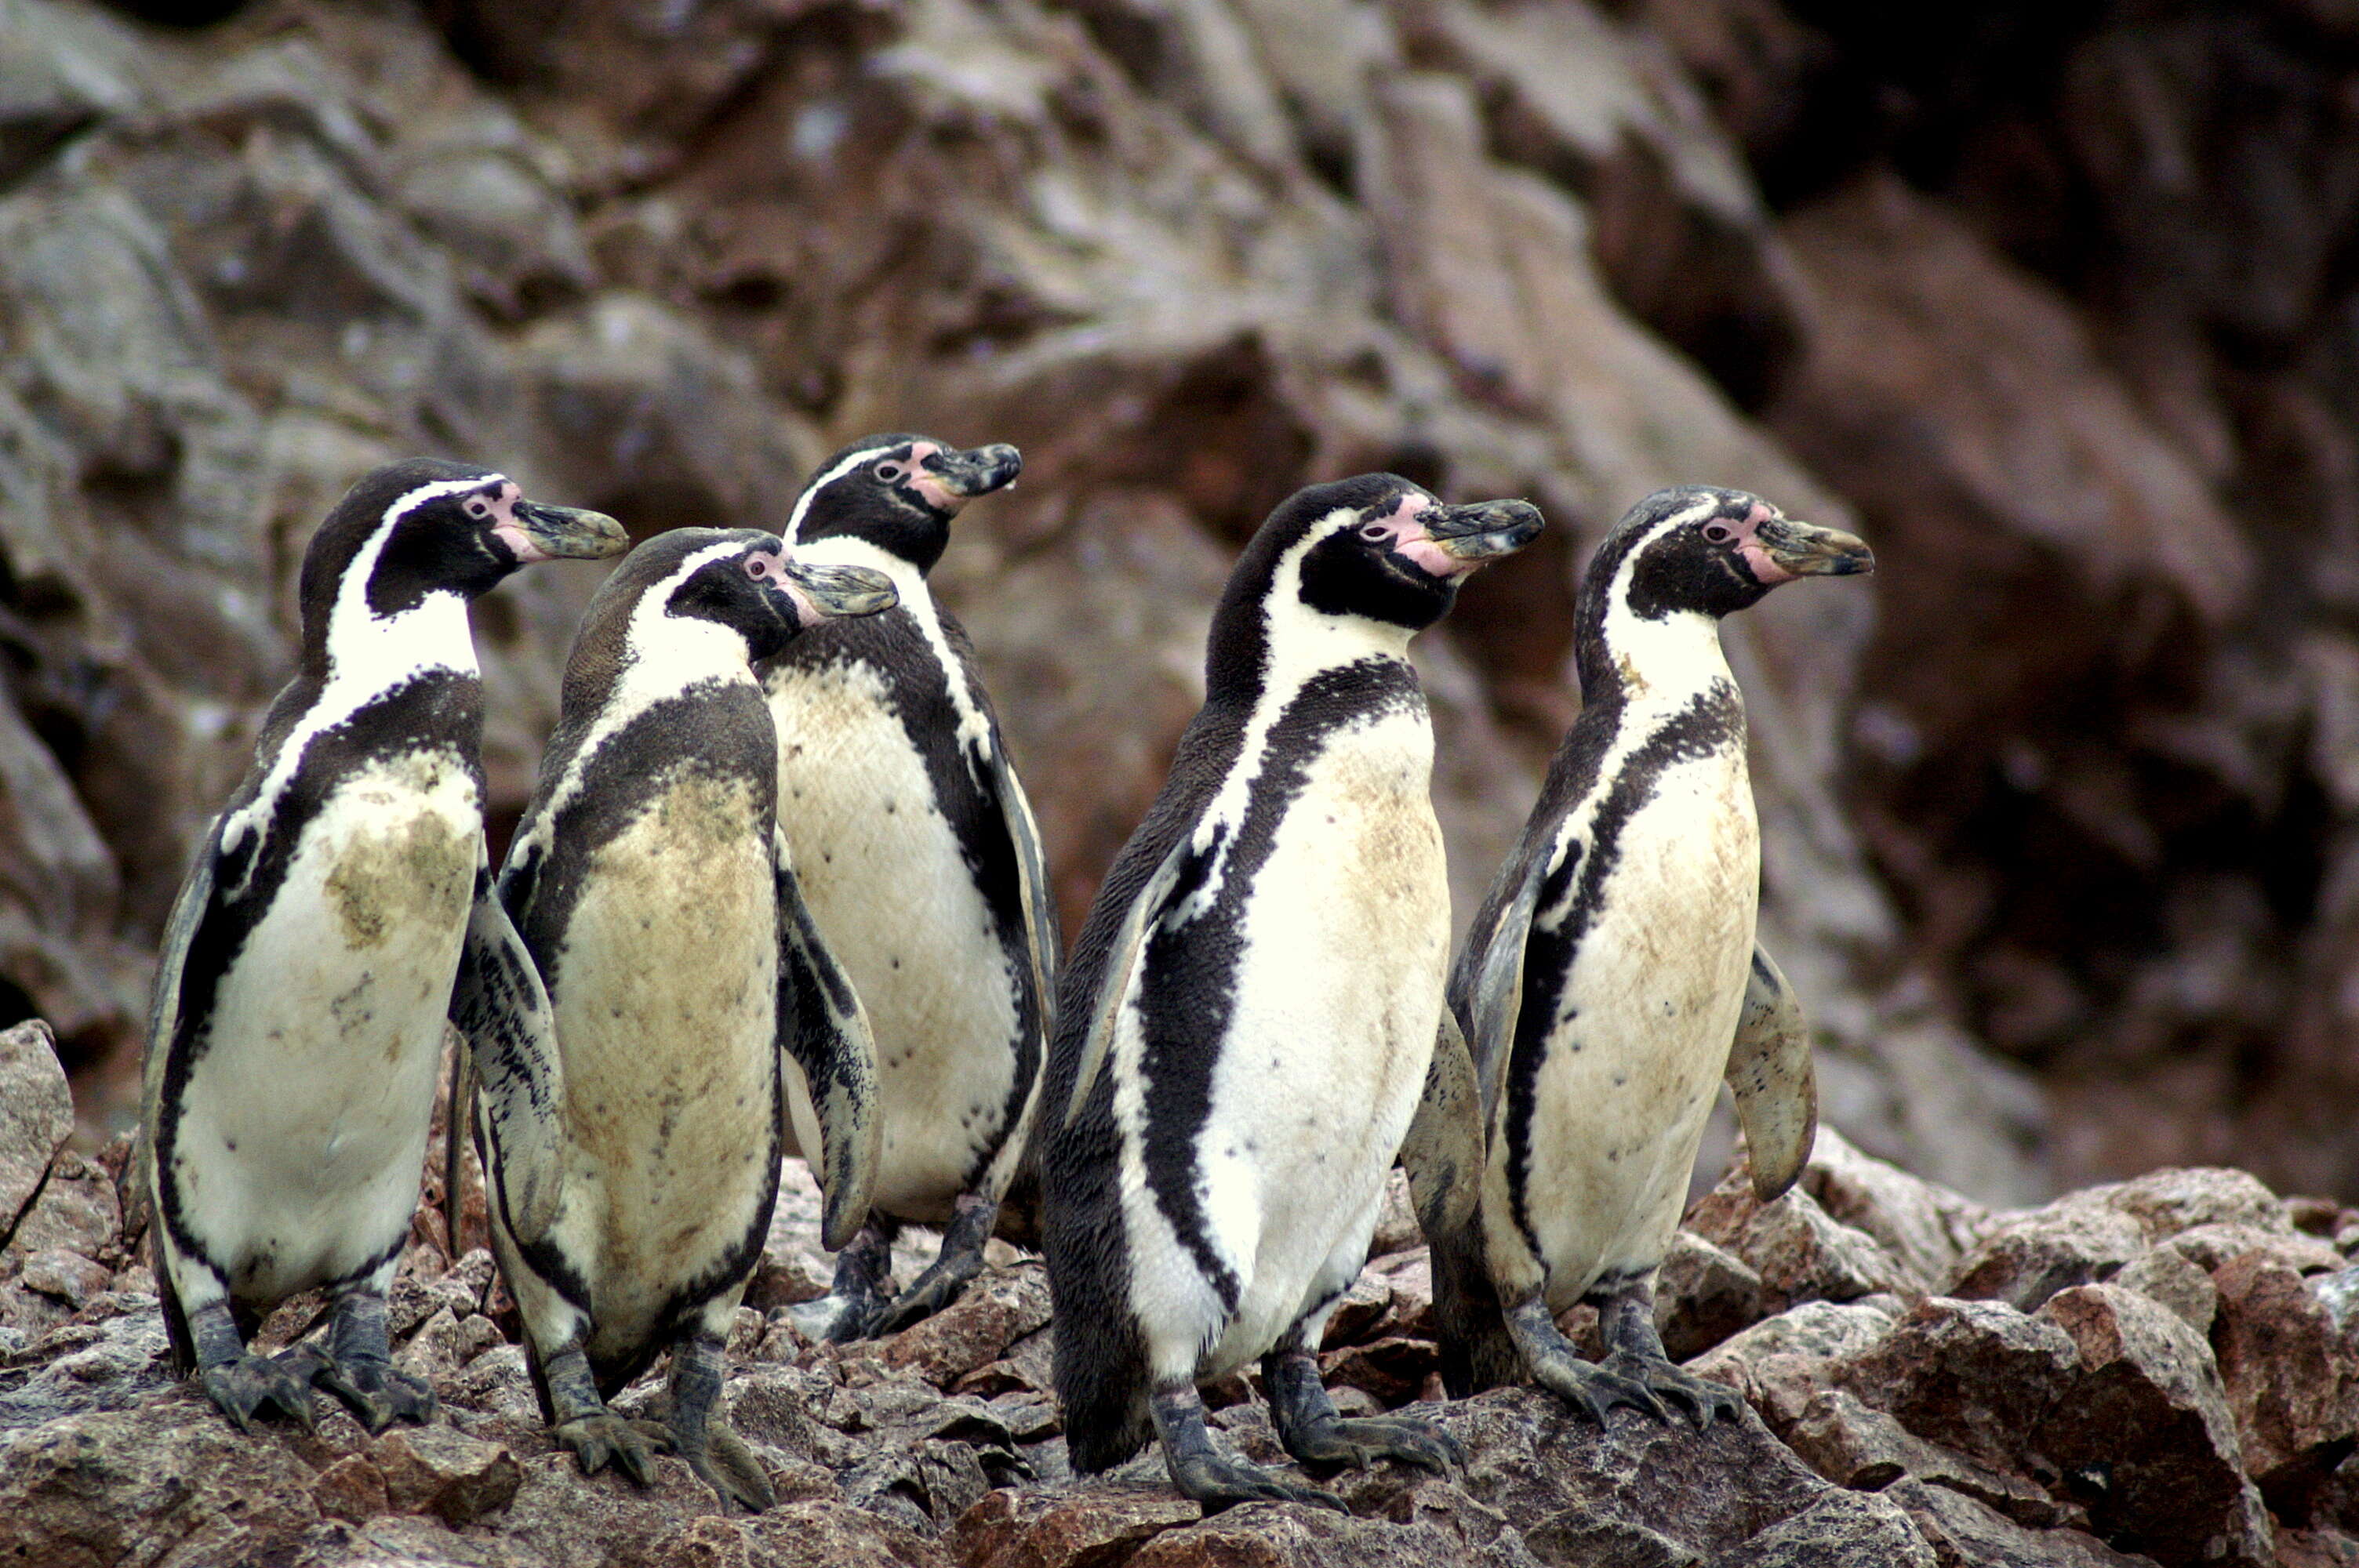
[1209,474,1543,691]
[589,528,900,676]
[784,434,1023,573]
[1596,486,1874,624]
[303,459,627,633]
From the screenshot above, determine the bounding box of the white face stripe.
[792,533,997,771]
[783,443,906,544]
[508,539,765,872]
[1171,505,1423,924]
[217,475,500,894]
[1533,501,1741,931]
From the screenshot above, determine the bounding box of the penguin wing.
[1398,1007,1485,1242]
[1448,842,1559,1127]
[136,817,228,1214]
[773,831,883,1250]
[449,855,567,1247]
[1725,942,1817,1202]
[1060,833,1195,1129]
[979,738,1061,1036]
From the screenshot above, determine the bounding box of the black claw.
[552,1414,663,1488]
[1600,1350,1743,1429]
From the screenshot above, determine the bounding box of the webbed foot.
[200,1352,319,1434]
[860,1194,994,1338]
[1169,1449,1349,1514]
[1601,1349,1743,1428]
[551,1413,664,1486]
[679,1421,776,1512]
[1285,1414,1463,1473]
[289,1345,438,1434]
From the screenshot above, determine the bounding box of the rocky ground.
[9,1021,2359,1567]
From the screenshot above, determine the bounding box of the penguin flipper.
[1724,943,1816,1203]
[1398,1009,1484,1242]
[1061,835,1193,1129]
[138,818,227,1200]
[773,833,883,1251]
[1450,844,1556,1127]
[978,736,1062,1040]
[449,862,567,1247]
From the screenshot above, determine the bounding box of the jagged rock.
[2111,1247,2219,1334]
[1801,1127,1994,1290]
[2162,1225,2346,1277]
[951,1484,1200,1568]
[1776,1388,2066,1528]
[1831,1298,2080,1478]
[1709,1489,1936,1567]
[880,1262,1053,1388]
[1885,1477,2160,1568]
[1687,1171,1923,1306]
[309,1454,390,1525]
[644,1501,955,1567]
[2208,1252,2359,1512]
[371,1425,524,1526]
[1655,1229,1765,1360]
[2034,1284,2272,1568]
[0,1019,73,1242]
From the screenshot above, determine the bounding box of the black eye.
[1703,523,1735,544]
[873,460,905,483]
[1359,523,1391,543]
[743,555,772,579]
[465,497,492,519]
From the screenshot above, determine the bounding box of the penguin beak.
[1421,499,1545,566]
[1751,517,1874,582]
[783,561,898,628]
[507,501,630,563]
[914,444,1023,508]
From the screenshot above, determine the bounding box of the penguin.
[452,528,892,1511]
[139,458,627,1435]
[1039,474,1542,1512]
[757,433,1056,1341]
[1416,485,1871,1424]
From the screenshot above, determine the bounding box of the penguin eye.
[1358,523,1392,543]
[1703,523,1736,544]
[465,497,492,520]
[873,460,905,484]
[743,555,774,580]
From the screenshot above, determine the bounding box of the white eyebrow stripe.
[783,445,899,543]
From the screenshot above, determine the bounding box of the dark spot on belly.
[225,1139,238,1152]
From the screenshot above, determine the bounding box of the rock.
[1776,1388,2064,1528]
[950,1485,1200,1568]
[1832,1298,2080,1478]
[0,1019,72,1243]
[644,1501,955,1566]
[1687,1171,1923,1307]
[0,1399,323,1566]
[1801,1126,1994,1290]
[1885,1476,2161,1568]
[370,1425,524,1526]
[2099,1170,2291,1243]
[880,1262,1053,1388]
[2111,1247,2219,1334]
[1708,1489,1936,1567]
[1949,1201,2151,1312]
[1654,1229,1765,1360]
[14,1250,107,1309]
[2162,1225,2346,1278]
[309,1454,391,1525]
[2208,1252,2359,1511]
[2034,1284,2273,1568]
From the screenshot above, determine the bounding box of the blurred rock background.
[2,0,2355,1205]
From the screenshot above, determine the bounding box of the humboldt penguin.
[1039,474,1542,1512]
[758,433,1055,1341]
[1419,485,1871,1423]
[453,528,892,1509]
[140,459,627,1434]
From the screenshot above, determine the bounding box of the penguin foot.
[551,1413,665,1486]
[1527,1348,1672,1427]
[1167,1450,1350,1515]
[678,1422,776,1513]
[1283,1414,1463,1475]
[199,1352,319,1434]
[860,1194,995,1338]
[1601,1351,1743,1428]
[299,1349,438,1434]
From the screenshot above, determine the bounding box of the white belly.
[537,775,780,1356]
[1127,708,1450,1381]
[769,661,1023,1218]
[1497,747,1758,1309]
[170,752,478,1305]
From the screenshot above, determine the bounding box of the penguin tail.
[1430,1220,1520,1399]
[154,1237,197,1379]
[1056,1338,1154,1474]
[1042,1146,1154,1472]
